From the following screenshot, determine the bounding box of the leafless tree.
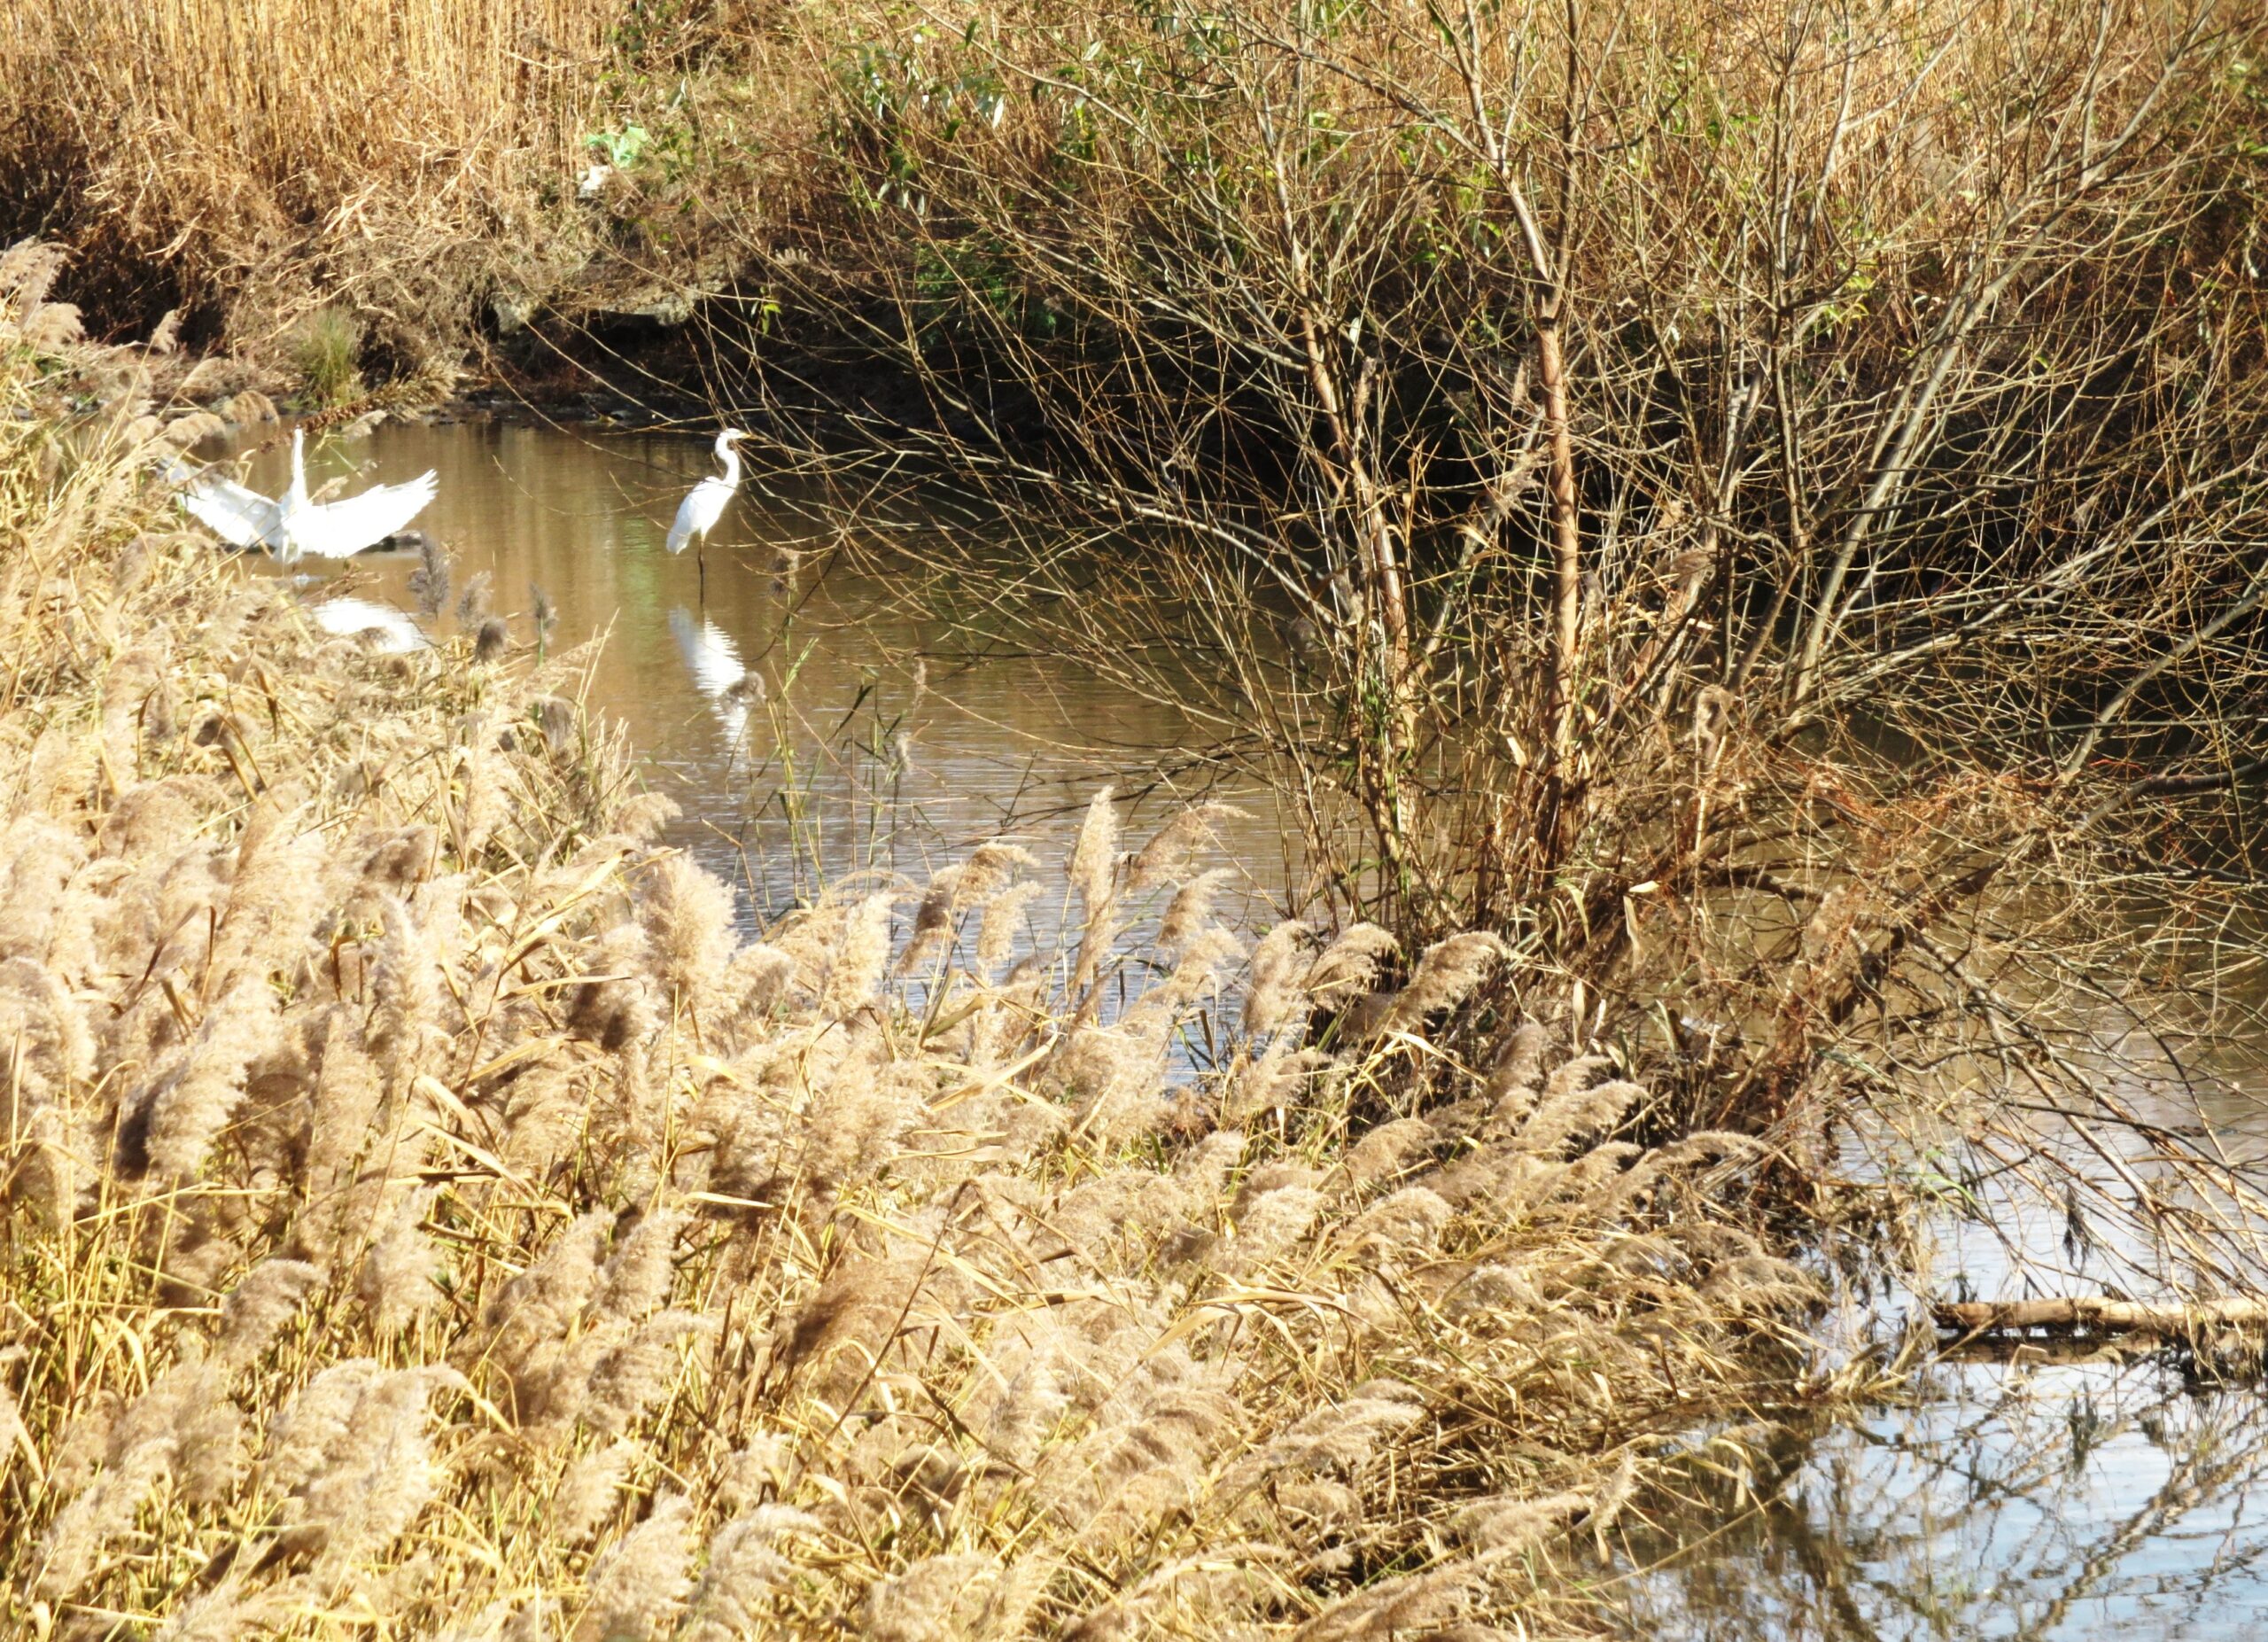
[689,0,2268,1294]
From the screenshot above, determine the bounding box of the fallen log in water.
[1937,1297,2268,1335]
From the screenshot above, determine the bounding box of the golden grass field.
[0,0,810,365]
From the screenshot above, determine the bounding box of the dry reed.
[0,0,821,375]
[0,281,1823,1638]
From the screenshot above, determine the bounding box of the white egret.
[664,427,748,598]
[181,426,437,564]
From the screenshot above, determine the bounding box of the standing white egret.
[664,427,748,599]
[181,426,437,564]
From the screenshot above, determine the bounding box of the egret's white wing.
[180,472,284,550]
[290,469,439,559]
[310,597,428,653]
[665,476,731,554]
[664,487,702,554]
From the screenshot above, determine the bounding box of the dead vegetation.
[712,0,2268,1334]
[8,0,2268,1618]
[0,255,1841,1639]
[2,0,602,370]
[0,0,812,374]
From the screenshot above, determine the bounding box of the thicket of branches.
[741,0,2268,905]
[6,0,2268,1621]
[12,0,2267,1323]
[661,0,2268,1270]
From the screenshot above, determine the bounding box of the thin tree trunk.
[1541,311,1581,760]
[1298,311,1409,677]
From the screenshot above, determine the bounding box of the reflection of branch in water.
[1764,1487,1891,1642]
[1617,1363,2268,1641]
[2010,1389,2268,1642]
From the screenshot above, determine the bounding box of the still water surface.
[1619,1356,2268,1639]
[225,414,1290,921]
[218,416,2268,1638]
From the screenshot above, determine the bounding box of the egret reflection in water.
[668,604,760,747]
[204,417,2268,1627]
[308,595,426,653]
[214,416,1275,896]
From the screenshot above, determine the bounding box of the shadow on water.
[206,416,2268,1632]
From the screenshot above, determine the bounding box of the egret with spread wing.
[664,427,747,598]
[181,426,437,564]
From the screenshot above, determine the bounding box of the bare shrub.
[700,0,2268,1298]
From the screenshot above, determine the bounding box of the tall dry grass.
[0,0,645,368]
[0,251,1831,1638]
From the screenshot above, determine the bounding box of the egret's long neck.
[716,436,742,489]
[275,430,308,564]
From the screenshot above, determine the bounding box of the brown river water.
[222,413,1292,927]
[213,415,2268,1641]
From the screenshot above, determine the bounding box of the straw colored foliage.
[0,0,611,365]
[0,300,1818,1638]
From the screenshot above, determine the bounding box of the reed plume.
[0,322,1849,1638]
[575,1490,694,1641]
